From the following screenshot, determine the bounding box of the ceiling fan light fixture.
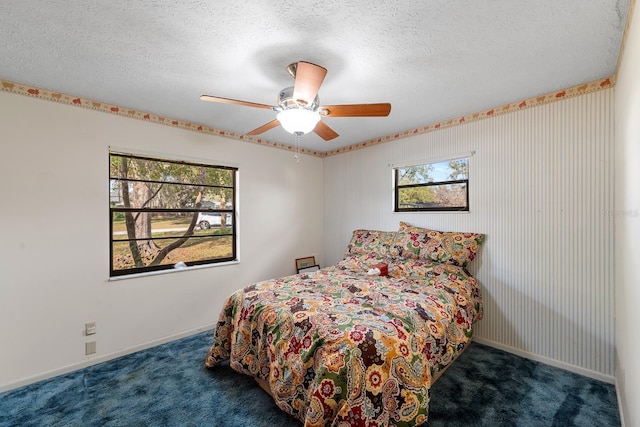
[277,108,320,135]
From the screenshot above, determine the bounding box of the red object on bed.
[372,263,389,276]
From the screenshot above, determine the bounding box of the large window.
[109,152,237,277]
[394,157,469,212]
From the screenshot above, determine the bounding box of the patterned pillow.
[344,229,397,257]
[391,222,485,267]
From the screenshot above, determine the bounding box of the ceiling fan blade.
[200,95,274,110]
[292,61,327,106]
[313,120,339,141]
[246,119,280,136]
[320,103,391,117]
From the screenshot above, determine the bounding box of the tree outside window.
[394,157,469,212]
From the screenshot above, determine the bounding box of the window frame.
[109,152,238,277]
[393,156,470,213]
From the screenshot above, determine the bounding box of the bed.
[205,222,485,426]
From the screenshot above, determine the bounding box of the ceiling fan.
[200,61,391,141]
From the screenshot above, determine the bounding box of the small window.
[394,157,469,212]
[109,152,237,277]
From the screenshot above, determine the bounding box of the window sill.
[393,210,471,214]
[108,260,240,282]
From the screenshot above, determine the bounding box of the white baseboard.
[0,323,215,394]
[472,337,615,384]
[615,380,627,427]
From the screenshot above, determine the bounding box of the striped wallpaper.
[323,88,615,379]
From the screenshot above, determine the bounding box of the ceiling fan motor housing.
[278,86,319,111]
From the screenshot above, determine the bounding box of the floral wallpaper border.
[1,76,615,158]
[323,76,615,157]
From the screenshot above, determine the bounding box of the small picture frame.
[295,256,316,273]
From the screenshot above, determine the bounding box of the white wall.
[324,89,615,381]
[0,91,324,390]
[614,1,640,425]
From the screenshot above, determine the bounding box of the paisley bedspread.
[205,255,483,427]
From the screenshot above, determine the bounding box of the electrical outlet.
[85,341,96,355]
[85,322,96,336]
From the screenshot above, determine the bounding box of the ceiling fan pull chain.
[294,133,301,162]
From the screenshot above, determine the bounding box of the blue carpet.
[0,332,620,426]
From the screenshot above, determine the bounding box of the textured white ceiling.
[0,0,630,153]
